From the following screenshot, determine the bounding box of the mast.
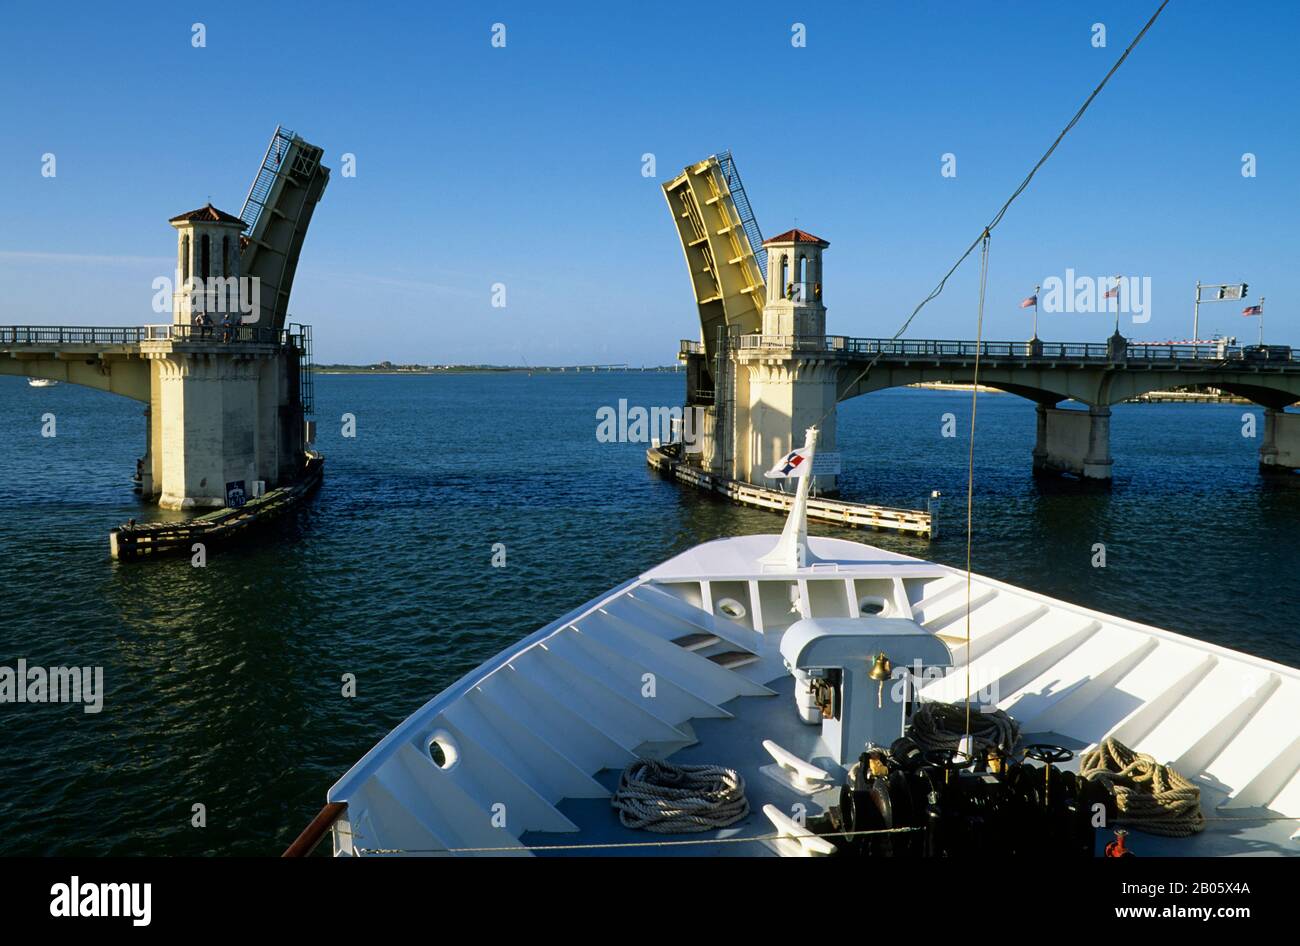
[759,426,819,569]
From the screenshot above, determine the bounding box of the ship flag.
[766,446,811,479]
[759,427,821,569]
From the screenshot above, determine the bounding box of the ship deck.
[328,535,1300,857]
[528,673,1298,858]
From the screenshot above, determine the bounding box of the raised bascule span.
[0,126,330,514]
[239,127,331,332]
[661,151,1300,495]
[662,151,767,362]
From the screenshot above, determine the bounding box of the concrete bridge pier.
[1259,408,1300,473]
[739,356,839,493]
[1033,403,1112,482]
[147,346,300,510]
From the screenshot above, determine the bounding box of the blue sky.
[1,1,1295,364]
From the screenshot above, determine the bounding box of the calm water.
[2,372,1298,855]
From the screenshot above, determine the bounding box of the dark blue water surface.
[1,372,1297,855]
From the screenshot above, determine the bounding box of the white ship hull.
[326,534,1300,857]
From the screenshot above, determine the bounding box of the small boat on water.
[306,430,1300,858]
[27,378,58,387]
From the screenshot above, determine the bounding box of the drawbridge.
[660,152,1300,489]
[662,153,769,477]
[662,151,767,364]
[1,126,330,511]
[239,126,331,331]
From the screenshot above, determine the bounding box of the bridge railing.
[733,334,1295,363]
[0,326,149,346]
[0,324,292,347]
[154,324,291,345]
[1126,343,1242,362]
[737,335,1046,356]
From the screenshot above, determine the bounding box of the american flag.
[1243,305,1263,316]
[1019,295,1037,309]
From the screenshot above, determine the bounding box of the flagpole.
[1033,283,1040,340]
[1113,276,1121,335]
[759,427,819,569]
[1259,296,1265,346]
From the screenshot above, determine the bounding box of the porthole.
[716,597,747,620]
[858,595,891,617]
[428,730,459,770]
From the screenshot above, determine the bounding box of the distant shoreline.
[307,372,1252,403]
[315,366,683,375]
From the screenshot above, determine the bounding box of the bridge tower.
[733,229,839,491]
[169,204,246,326]
[760,229,827,337]
[0,127,328,512]
[141,200,305,509]
[663,154,839,492]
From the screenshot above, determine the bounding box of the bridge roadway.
[0,324,298,401]
[1,323,310,509]
[684,334,1300,408]
[680,333,1300,481]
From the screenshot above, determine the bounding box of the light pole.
[1193,280,1200,341]
[1194,281,1249,343]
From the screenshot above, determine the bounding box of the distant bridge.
[661,150,1299,487]
[680,332,1300,482]
[681,335,1300,409]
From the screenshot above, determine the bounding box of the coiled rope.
[908,701,1021,757]
[1080,738,1205,837]
[611,759,749,833]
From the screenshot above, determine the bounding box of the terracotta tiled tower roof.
[763,228,829,247]
[168,203,245,226]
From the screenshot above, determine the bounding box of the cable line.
[824,0,1171,418]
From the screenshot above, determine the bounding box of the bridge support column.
[149,348,300,509]
[138,404,156,499]
[1259,408,1300,472]
[736,356,839,492]
[1033,404,1112,481]
[147,363,164,500]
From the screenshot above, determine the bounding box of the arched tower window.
[181,234,190,283]
[222,236,230,276]
[779,255,789,296]
[200,234,211,280]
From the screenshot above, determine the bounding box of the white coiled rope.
[611,759,750,833]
